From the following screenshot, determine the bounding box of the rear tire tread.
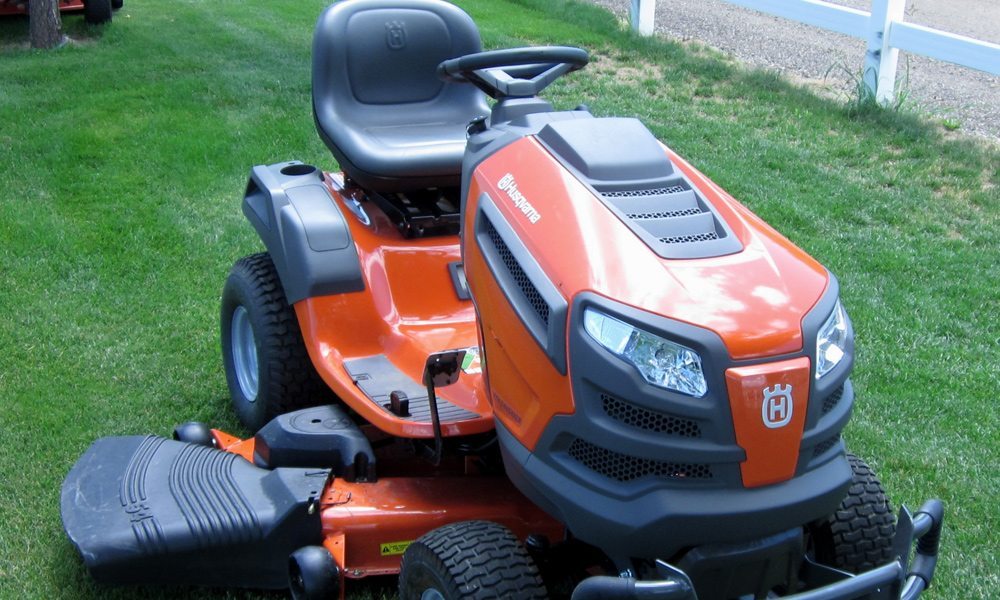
[223,253,331,429]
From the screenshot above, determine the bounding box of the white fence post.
[631,0,656,36]
[864,0,907,105]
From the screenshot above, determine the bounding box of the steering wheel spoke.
[438,46,589,99]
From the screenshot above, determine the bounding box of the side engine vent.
[473,196,568,374]
[602,394,702,438]
[482,218,550,327]
[568,438,712,482]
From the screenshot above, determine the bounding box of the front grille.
[568,438,712,482]
[602,394,701,438]
[812,434,841,458]
[822,385,845,415]
[602,184,687,198]
[484,219,550,326]
[660,231,719,244]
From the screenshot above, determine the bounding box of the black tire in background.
[221,252,332,431]
[811,453,896,573]
[399,520,547,599]
[83,0,112,24]
[172,421,214,447]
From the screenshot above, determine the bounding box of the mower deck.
[61,419,562,592]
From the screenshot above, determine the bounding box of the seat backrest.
[312,0,488,189]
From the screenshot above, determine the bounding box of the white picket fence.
[629,0,1000,105]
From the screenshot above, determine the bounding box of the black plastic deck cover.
[61,435,329,588]
[253,404,377,481]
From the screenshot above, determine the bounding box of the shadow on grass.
[0,12,107,52]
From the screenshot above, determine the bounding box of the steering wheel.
[438,46,589,99]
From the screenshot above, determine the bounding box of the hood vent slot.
[596,179,741,259]
[603,184,687,198]
[534,116,743,259]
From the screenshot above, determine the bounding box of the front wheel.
[289,546,340,600]
[810,453,896,573]
[221,253,331,431]
[399,521,547,599]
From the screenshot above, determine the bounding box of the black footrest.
[61,435,330,589]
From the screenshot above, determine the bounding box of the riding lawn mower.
[60,1,944,598]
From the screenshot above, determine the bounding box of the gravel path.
[588,0,1000,142]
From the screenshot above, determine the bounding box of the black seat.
[312,0,490,192]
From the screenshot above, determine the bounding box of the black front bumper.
[570,499,945,600]
[499,418,852,565]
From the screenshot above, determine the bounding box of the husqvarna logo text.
[761,384,793,429]
[497,173,542,224]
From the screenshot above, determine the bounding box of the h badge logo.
[761,384,793,429]
[385,21,407,50]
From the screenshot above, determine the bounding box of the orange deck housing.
[211,428,563,597]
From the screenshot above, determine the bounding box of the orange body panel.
[725,357,811,487]
[464,137,828,450]
[319,476,563,578]
[294,175,493,438]
[463,175,577,450]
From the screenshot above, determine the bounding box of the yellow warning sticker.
[380,540,413,556]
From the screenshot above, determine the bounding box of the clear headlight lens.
[583,308,707,397]
[816,300,849,379]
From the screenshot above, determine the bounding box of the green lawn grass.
[1,0,996,598]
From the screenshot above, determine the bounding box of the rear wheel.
[83,0,112,24]
[399,521,547,599]
[221,253,331,431]
[811,453,896,573]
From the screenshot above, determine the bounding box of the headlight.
[583,308,707,397]
[815,300,849,379]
